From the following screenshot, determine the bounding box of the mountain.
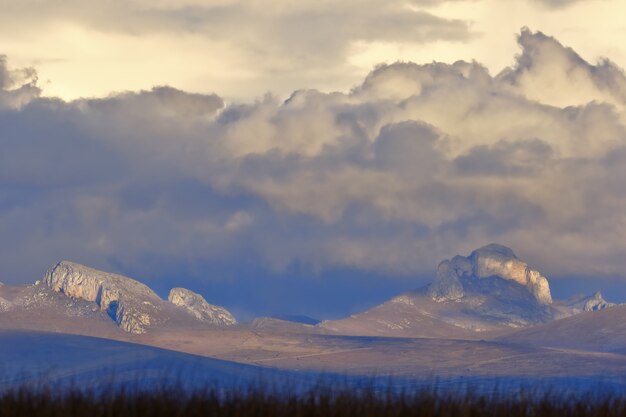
[44,261,164,333]
[0,260,237,334]
[429,244,552,305]
[168,287,236,325]
[553,292,615,315]
[500,304,626,354]
[319,244,614,338]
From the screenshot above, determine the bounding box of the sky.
[1,0,626,320]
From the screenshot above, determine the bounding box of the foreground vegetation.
[1,385,625,417]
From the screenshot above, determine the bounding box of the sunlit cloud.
[1,29,625,290]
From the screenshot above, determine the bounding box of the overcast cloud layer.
[1,28,626,304]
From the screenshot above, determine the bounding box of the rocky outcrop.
[168,288,236,326]
[429,259,465,301]
[0,297,10,312]
[430,244,552,305]
[44,261,162,334]
[561,292,616,314]
[582,292,615,312]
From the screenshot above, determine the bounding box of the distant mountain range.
[1,244,625,390]
[0,244,617,337]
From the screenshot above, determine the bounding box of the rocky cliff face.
[44,261,162,334]
[168,288,236,326]
[321,243,578,337]
[430,244,552,305]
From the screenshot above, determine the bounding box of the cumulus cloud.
[0,56,40,109]
[1,29,626,289]
[499,28,626,108]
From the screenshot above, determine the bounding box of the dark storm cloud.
[1,29,626,291]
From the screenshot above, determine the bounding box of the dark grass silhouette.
[2,384,626,417]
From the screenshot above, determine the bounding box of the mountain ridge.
[0,260,240,334]
[45,261,163,333]
[0,245,620,341]
[319,244,616,338]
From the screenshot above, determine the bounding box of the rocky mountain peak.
[44,261,162,334]
[559,291,616,314]
[585,292,614,311]
[429,244,553,305]
[168,288,236,326]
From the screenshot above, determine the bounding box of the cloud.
[498,28,626,108]
[453,139,554,177]
[0,56,40,109]
[1,29,626,291]
[530,0,589,9]
[0,0,473,73]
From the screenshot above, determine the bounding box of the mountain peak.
[558,291,616,314]
[430,244,552,305]
[44,261,162,334]
[168,288,236,326]
[584,291,613,311]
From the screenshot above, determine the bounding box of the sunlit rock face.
[168,288,236,326]
[430,244,553,305]
[44,261,161,334]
